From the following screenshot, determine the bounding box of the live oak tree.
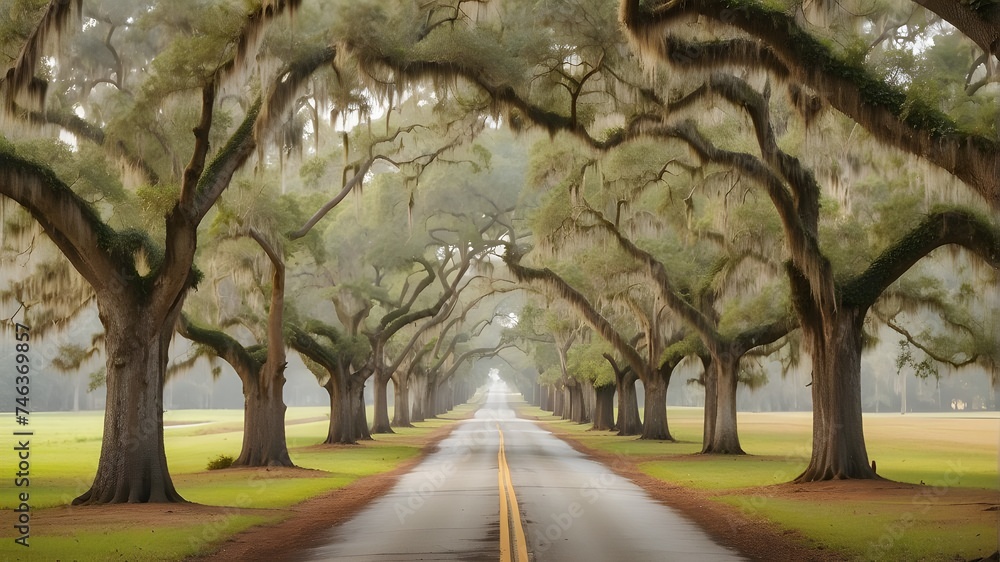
[176,222,293,468]
[0,0,326,503]
[656,73,1000,479]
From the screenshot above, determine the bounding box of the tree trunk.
[616,371,642,436]
[567,382,590,424]
[371,367,394,434]
[323,375,356,445]
[541,385,553,411]
[392,374,414,428]
[702,352,744,454]
[552,385,565,418]
[700,354,718,450]
[796,307,876,481]
[353,378,372,441]
[640,372,673,441]
[424,381,438,419]
[592,384,616,430]
[410,377,426,422]
[233,373,293,467]
[74,303,184,505]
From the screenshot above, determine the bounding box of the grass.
[521,403,999,561]
[22,514,273,561]
[0,401,478,560]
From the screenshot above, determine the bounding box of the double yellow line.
[497,425,529,562]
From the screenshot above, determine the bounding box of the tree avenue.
[1,0,998,519]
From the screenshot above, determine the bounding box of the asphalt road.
[298,382,745,562]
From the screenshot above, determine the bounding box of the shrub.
[206,454,235,470]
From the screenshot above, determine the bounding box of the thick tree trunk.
[796,308,876,481]
[371,367,394,434]
[592,384,616,430]
[423,382,438,419]
[392,374,414,428]
[567,382,590,424]
[702,353,744,454]
[541,385,553,411]
[323,375,356,445]
[640,373,673,441]
[234,374,293,467]
[552,385,565,418]
[74,303,184,505]
[616,371,643,436]
[410,377,426,422]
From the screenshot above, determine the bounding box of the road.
[297,382,745,561]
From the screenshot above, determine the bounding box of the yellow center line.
[498,424,529,562]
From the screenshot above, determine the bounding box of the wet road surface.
[298,382,745,561]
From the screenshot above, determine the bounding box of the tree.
[0,1,321,503]
[176,226,292,467]
[652,74,1000,479]
[288,319,371,444]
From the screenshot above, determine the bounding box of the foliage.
[206,453,235,470]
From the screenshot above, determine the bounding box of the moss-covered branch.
[502,244,651,381]
[0,148,119,290]
[176,314,261,382]
[841,209,1000,308]
[620,0,1000,210]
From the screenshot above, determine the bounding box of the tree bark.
[567,380,590,424]
[702,352,744,454]
[552,384,566,418]
[796,306,875,481]
[410,376,426,422]
[700,354,717,450]
[392,373,414,428]
[323,376,356,445]
[640,372,673,441]
[235,374,293,466]
[370,355,394,434]
[616,370,643,436]
[73,301,184,505]
[354,378,372,441]
[592,384,616,430]
[541,385,554,411]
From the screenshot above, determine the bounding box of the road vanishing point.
[298,382,746,561]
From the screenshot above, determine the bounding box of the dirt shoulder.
[187,420,465,561]
[530,413,999,562]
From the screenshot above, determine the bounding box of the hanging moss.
[839,208,1000,307]
[194,98,262,199]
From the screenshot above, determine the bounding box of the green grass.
[522,401,999,561]
[13,515,272,561]
[714,496,998,561]
[0,402,477,560]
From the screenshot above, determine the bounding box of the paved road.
[298,382,745,561]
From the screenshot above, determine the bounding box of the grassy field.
[0,403,477,560]
[520,404,999,561]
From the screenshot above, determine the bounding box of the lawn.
[0,402,478,560]
[520,403,999,561]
